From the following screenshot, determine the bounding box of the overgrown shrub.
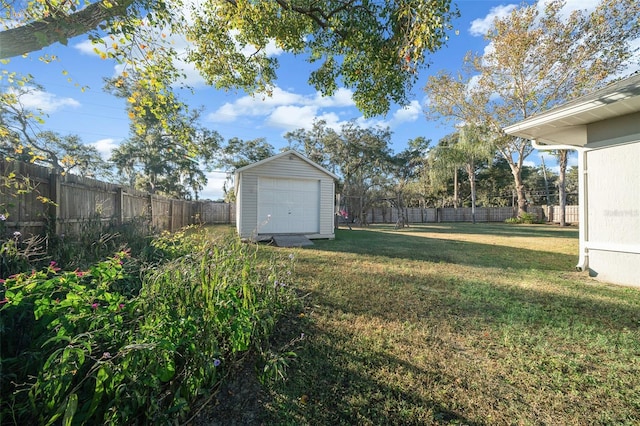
[504,212,539,224]
[48,214,154,272]
[0,228,298,425]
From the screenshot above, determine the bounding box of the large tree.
[387,136,430,227]
[552,149,572,226]
[285,120,392,224]
[427,132,462,208]
[1,83,110,177]
[106,75,222,198]
[1,0,458,118]
[284,119,340,172]
[214,137,276,201]
[430,126,495,223]
[425,0,640,216]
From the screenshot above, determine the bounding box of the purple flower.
[102,352,112,359]
[0,214,6,221]
[213,359,221,367]
[91,303,99,310]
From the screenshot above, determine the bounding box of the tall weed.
[0,228,298,424]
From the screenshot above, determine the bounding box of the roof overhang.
[504,73,640,147]
[233,150,339,194]
[234,149,339,180]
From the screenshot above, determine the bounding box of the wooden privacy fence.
[0,160,577,238]
[354,205,579,225]
[0,160,235,237]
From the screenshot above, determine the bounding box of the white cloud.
[352,100,423,131]
[208,87,308,122]
[469,4,518,37]
[91,138,120,160]
[266,106,343,132]
[207,86,354,125]
[16,88,80,113]
[207,84,426,137]
[266,105,320,130]
[391,100,422,124]
[312,88,356,108]
[74,39,97,55]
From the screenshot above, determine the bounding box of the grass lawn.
[216,223,640,425]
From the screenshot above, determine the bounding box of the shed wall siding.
[319,178,335,236]
[237,155,335,239]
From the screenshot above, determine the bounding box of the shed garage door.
[257,177,320,234]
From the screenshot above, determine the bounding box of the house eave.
[504,73,640,147]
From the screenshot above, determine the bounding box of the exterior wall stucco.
[236,153,335,240]
[584,136,640,287]
[587,111,640,147]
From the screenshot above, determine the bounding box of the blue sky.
[3,0,600,200]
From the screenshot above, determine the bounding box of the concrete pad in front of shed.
[272,235,314,247]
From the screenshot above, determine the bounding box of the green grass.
[238,223,640,425]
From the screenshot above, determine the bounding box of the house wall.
[236,154,335,239]
[584,137,640,287]
[588,111,640,146]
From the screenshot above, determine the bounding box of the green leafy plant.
[0,228,299,424]
[505,212,539,224]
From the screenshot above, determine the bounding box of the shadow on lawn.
[299,266,640,333]
[262,269,640,425]
[380,222,580,239]
[307,228,577,271]
[264,315,484,426]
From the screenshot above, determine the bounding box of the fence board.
[0,160,581,239]
[353,205,563,224]
[0,160,236,238]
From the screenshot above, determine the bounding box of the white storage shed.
[234,150,338,240]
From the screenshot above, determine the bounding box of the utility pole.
[541,156,551,206]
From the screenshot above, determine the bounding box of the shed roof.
[234,149,339,180]
[503,73,640,146]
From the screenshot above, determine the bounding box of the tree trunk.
[467,164,477,224]
[0,0,134,59]
[511,166,527,216]
[453,169,458,208]
[557,150,568,226]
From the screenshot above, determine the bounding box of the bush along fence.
[0,160,235,238]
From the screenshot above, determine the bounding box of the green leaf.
[158,355,176,382]
[62,393,78,426]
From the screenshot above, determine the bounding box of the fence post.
[169,200,174,232]
[148,194,154,229]
[115,187,124,225]
[49,172,61,235]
